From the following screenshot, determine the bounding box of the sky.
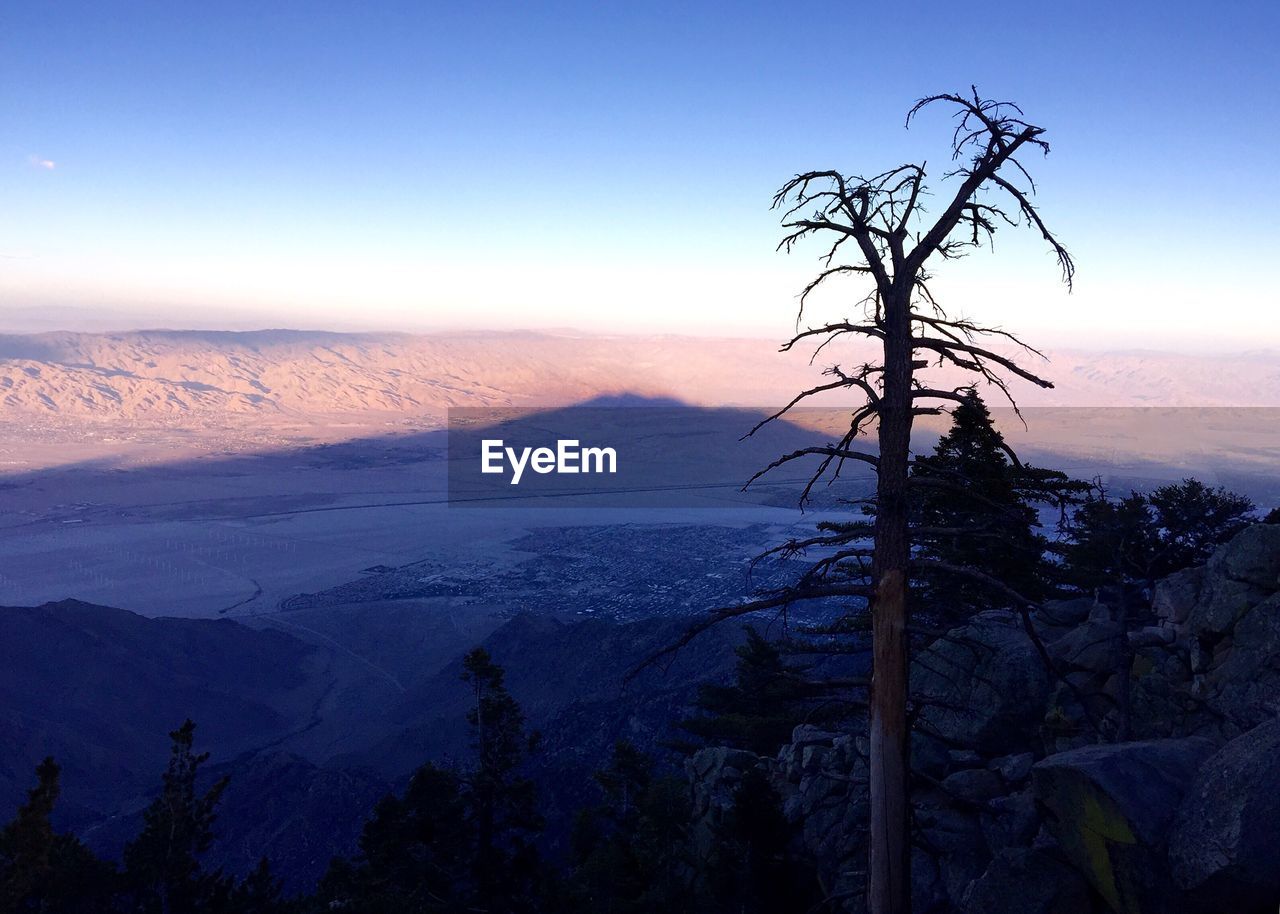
[2,0,1278,350]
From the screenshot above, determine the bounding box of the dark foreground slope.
[0,598,762,890]
[0,600,324,821]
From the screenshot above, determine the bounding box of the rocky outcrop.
[1032,738,1214,914]
[1168,717,1280,909]
[960,847,1092,914]
[912,610,1053,754]
[687,523,1280,914]
[1137,522,1280,738]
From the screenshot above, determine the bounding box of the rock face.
[1168,717,1280,909]
[1032,739,1215,914]
[912,610,1053,754]
[1202,591,1280,731]
[1137,522,1280,738]
[685,524,1280,914]
[960,848,1093,914]
[1208,524,1280,591]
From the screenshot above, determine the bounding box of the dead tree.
[732,90,1071,914]
[632,89,1072,914]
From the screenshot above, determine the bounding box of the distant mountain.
[1,329,1276,425]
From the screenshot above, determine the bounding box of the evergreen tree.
[226,858,291,914]
[815,392,1082,624]
[0,758,59,912]
[1059,491,1157,591]
[318,764,469,913]
[705,768,824,914]
[565,743,697,914]
[461,648,543,914]
[0,757,113,914]
[1062,479,1255,593]
[910,392,1076,619]
[319,650,544,913]
[679,627,848,756]
[122,720,232,914]
[1147,478,1254,573]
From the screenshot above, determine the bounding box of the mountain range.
[1,329,1277,425]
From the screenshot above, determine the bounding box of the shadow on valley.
[3,398,1280,911]
[0,398,873,894]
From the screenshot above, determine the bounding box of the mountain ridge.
[2,329,1278,423]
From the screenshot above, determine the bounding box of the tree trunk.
[867,288,913,914]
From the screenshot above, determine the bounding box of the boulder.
[942,767,1004,804]
[1033,597,1095,634]
[914,610,1053,755]
[1179,525,1280,639]
[1185,576,1269,639]
[1168,717,1280,909]
[981,789,1039,851]
[686,746,763,822]
[947,748,984,768]
[915,800,989,906]
[911,730,950,779]
[989,752,1035,784]
[1152,566,1203,629]
[778,732,868,913]
[961,847,1096,914]
[910,845,946,913]
[1203,592,1280,731]
[1208,523,1280,591]
[1032,737,1215,914]
[1050,618,1124,676]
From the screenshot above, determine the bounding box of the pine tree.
[910,392,1076,619]
[320,650,545,913]
[1059,491,1158,592]
[705,768,824,914]
[679,628,848,756]
[1062,479,1255,593]
[226,858,291,914]
[0,757,114,914]
[565,743,697,914]
[122,720,231,914]
[319,764,469,913]
[0,758,59,912]
[813,392,1081,624]
[461,648,543,914]
[1147,478,1254,573]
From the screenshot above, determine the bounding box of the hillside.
[1,330,1277,425]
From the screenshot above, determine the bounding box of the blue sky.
[3,1,1278,348]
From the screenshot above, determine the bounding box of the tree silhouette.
[679,627,851,755]
[565,742,698,914]
[907,392,1082,619]
[1062,479,1255,594]
[122,720,231,914]
[705,767,824,914]
[0,758,61,912]
[647,89,1074,913]
[461,648,544,913]
[0,757,112,913]
[225,858,289,914]
[319,763,470,912]
[319,649,544,913]
[1145,479,1255,577]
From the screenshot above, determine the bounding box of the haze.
[3,1,1279,350]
